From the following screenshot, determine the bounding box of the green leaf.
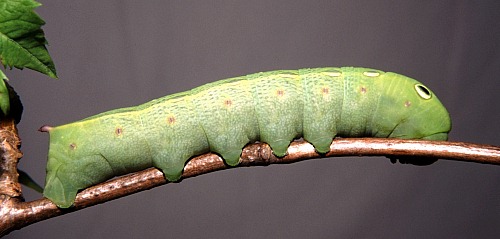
[0,0,57,78]
[0,69,10,115]
[0,68,7,81]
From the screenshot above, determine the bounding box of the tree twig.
[1,138,499,236]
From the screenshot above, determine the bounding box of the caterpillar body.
[42,67,451,208]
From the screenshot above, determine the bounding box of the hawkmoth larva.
[42,67,451,208]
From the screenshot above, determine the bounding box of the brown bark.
[1,135,499,236]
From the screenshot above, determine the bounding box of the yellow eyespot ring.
[414,84,432,100]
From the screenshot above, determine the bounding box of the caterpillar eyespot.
[415,84,432,99]
[42,67,451,208]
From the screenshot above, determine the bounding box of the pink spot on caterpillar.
[167,116,176,125]
[321,87,329,95]
[115,127,123,136]
[276,89,285,97]
[360,87,367,94]
[69,143,77,150]
[405,101,412,107]
[223,99,233,107]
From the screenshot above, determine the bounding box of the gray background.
[6,1,500,238]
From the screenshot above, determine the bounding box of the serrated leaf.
[0,0,57,78]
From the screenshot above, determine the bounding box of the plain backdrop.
[5,1,500,238]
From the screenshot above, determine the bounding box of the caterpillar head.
[392,82,451,141]
[372,72,451,141]
[373,72,452,165]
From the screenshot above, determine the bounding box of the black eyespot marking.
[414,84,432,100]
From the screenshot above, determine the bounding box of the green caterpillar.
[42,67,451,208]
